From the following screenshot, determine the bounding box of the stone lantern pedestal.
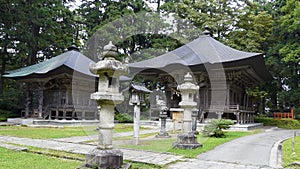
[85,41,128,169]
[173,73,202,149]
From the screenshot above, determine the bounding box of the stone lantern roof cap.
[103,41,118,59]
[178,73,199,91]
[183,72,193,82]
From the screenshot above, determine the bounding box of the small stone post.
[173,73,202,149]
[133,102,140,145]
[156,106,170,138]
[86,41,128,169]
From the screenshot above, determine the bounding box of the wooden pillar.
[217,112,223,119]
[25,88,31,118]
[240,112,244,124]
[82,111,86,120]
[38,89,44,119]
[94,111,98,120]
[234,112,240,124]
[63,109,66,120]
[55,108,59,120]
[72,110,75,120]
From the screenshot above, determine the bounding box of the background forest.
[0,0,299,117]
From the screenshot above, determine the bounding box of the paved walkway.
[1,126,299,168]
[53,129,159,143]
[169,128,300,169]
[0,135,184,166]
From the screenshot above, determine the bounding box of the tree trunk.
[0,46,7,96]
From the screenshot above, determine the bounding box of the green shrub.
[114,113,133,123]
[202,119,234,137]
[254,116,300,129]
[0,109,15,122]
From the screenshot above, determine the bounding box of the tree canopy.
[0,0,299,113]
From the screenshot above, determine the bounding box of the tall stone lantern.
[86,41,128,168]
[173,72,202,149]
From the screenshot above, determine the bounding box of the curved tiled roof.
[3,50,96,79]
[129,34,261,69]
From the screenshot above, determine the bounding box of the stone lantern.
[173,72,202,149]
[156,106,171,138]
[129,82,151,145]
[86,41,128,169]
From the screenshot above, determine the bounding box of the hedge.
[254,116,300,129]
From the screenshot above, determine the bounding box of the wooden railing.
[205,105,254,113]
[274,108,294,119]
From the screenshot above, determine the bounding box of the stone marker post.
[86,41,128,169]
[173,73,202,149]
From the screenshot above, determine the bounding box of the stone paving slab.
[0,136,184,166]
[0,141,28,151]
[53,129,159,143]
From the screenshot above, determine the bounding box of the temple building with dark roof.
[129,30,272,124]
[4,44,99,121]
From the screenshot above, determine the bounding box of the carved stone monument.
[173,73,202,149]
[86,41,128,168]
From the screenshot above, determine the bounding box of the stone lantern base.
[86,148,123,169]
[156,131,171,138]
[173,132,202,149]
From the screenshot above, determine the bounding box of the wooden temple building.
[129,30,272,124]
[4,44,99,121]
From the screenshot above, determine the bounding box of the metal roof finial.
[201,26,213,37]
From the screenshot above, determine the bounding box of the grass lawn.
[120,131,255,158]
[283,135,300,168]
[0,123,145,139]
[0,147,81,169]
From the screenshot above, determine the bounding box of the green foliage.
[0,109,15,121]
[254,116,300,129]
[0,126,92,139]
[265,0,300,108]
[202,119,234,138]
[0,147,81,169]
[115,113,133,123]
[283,136,300,167]
[175,0,241,40]
[120,131,252,158]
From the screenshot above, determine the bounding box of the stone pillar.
[97,104,115,149]
[156,107,170,138]
[86,41,128,169]
[173,73,202,149]
[133,104,140,145]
